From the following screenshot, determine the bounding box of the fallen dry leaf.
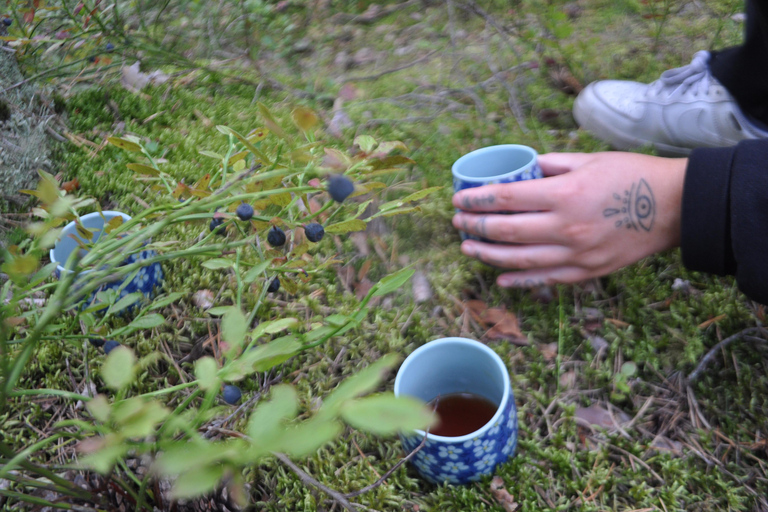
[192,290,214,310]
[539,342,558,362]
[649,436,683,456]
[559,369,577,390]
[463,300,527,345]
[412,271,432,304]
[574,404,630,431]
[490,476,519,512]
[121,61,170,92]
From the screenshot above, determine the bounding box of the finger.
[537,152,594,177]
[495,266,592,287]
[452,178,560,212]
[453,212,560,244]
[460,240,573,270]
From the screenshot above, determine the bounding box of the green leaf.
[372,267,415,297]
[85,394,111,423]
[108,137,142,152]
[251,317,299,339]
[243,260,271,284]
[354,135,377,153]
[149,292,186,310]
[399,186,443,204]
[341,394,435,435]
[78,441,128,474]
[30,261,58,286]
[271,417,343,458]
[115,399,170,438]
[109,292,142,314]
[379,206,421,218]
[324,219,366,234]
[195,357,220,391]
[101,346,136,390]
[620,361,637,377]
[198,150,224,159]
[251,335,301,372]
[247,385,298,441]
[172,465,225,500]
[291,106,319,132]
[206,306,231,316]
[221,307,247,350]
[126,163,160,176]
[156,440,247,475]
[257,102,288,140]
[127,313,165,330]
[320,354,399,416]
[202,258,234,270]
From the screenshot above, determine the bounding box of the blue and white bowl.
[394,337,518,485]
[452,144,542,242]
[50,211,163,308]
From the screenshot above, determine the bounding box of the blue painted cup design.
[394,337,518,485]
[50,212,163,309]
[452,144,543,242]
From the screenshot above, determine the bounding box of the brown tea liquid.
[427,392,498,437]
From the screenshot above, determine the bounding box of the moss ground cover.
[2,0,767,510]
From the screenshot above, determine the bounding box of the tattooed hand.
[452,152,687,287]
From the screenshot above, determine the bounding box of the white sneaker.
[573,51,768,156]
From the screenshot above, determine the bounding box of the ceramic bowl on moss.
[50,211,163,305]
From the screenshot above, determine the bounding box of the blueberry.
[209,217,226,236]
[103,340,120,354]
[222,385,241,405]
[304,223,324,243]
[88,56,96,63]
[266,226,286,247]
[327,174,354,203]
[89,337,105,348]
[267,277,280,293]
[2,18,11,26]
[105,42,114,52]
[236,203,254,221]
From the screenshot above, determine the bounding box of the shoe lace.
[648,51,713,97]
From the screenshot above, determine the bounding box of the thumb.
[538,152,593,176]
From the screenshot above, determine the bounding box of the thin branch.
[346,50,439,82]
[344,432,428,499]
[274,452,359,512]
[687,327,764,382]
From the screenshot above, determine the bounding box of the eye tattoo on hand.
[603,178,655,231]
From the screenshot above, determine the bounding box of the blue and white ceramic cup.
[452,144,543,241]
[50,211,164,307]
[394,337,518,485]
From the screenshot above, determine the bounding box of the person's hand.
[452,152,687,287]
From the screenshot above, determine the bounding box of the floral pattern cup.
[394,337,518,485]
[452,144,542,242]
[50,211,163,309]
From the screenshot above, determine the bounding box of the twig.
[344,432,429,498]
[603,443,665,484]
[346,50,439,82]
[687,327,763,382]
[273,452,359,512]
[330,0,425,24]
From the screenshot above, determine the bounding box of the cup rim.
[394,337,511,443]
[50,211,132,276]
[451,144,537,183]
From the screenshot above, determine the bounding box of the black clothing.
[709,0,768,126]
[682,0,768,303]
[682,139,768,304]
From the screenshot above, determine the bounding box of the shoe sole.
[573,90,692,157]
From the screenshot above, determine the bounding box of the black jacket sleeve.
[681,139,768,304]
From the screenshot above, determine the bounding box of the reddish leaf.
[62,178,80,193]
[490,476,519,512]
[24,9,35,23]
